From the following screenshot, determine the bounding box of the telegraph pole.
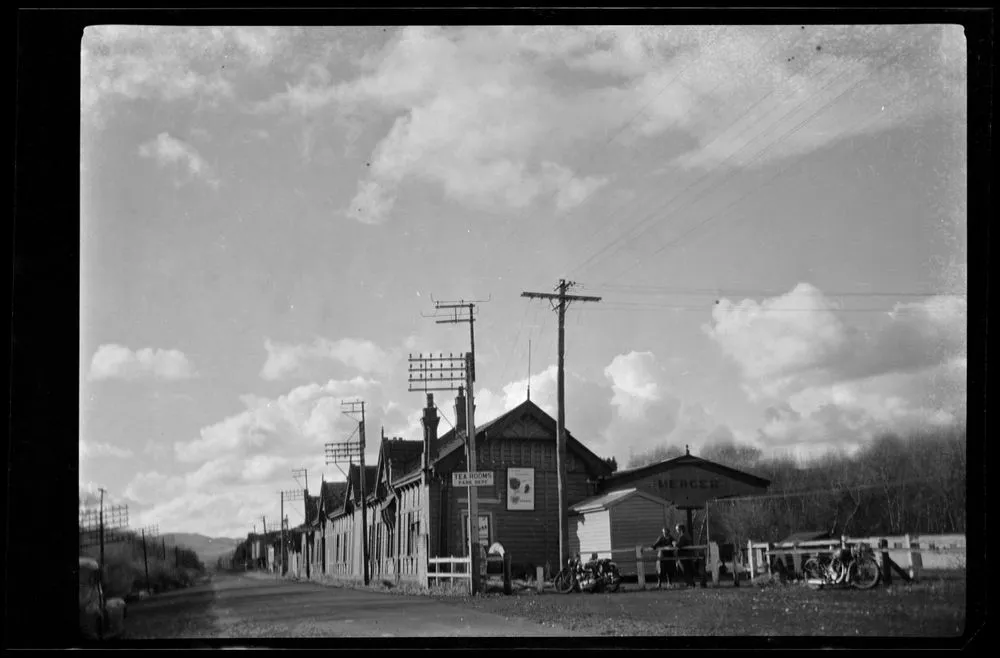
[282,488,306,577]
[326,400,370,585]
[98,488,106,576]
[521,279,601,569]
[408,351,482,594]
[280,491,285,576]
[141,528,150,591]
[428,296,490,383]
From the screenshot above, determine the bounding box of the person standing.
[674,524,696,587]
[651,528,674,588]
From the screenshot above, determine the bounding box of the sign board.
[632,465,768,509]
[463,513,491,551]
[453,471,495,487]
[507,468,535,511]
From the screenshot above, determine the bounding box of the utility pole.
[408,351,481,594]
[425,297,489,592]
[141,528,150,592]
[522,279,601,569]
[280,491,285,577]
[326,400,370,585]
[98,488,106,577]
[282,488,306,578]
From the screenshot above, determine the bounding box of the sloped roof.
[319,481,349,517]
[432,399,612,477]
[382,438,424,478]
[599,453,771,490]
[570,487,672,514]
[347,464,378,502]
[305,494,322,526]
[780,530,835,544]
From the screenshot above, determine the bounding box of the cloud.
[82,26,293,127]
[174,377,380,464]
[254,26,960,224]
[89,344,196,381]
[704,283,967,453]
[138,133,220,188]
[704,284,967,399]
[260,337,394,380]
[80,439,134,460]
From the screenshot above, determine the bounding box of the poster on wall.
[507,467,535,511]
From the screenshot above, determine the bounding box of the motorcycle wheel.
[554,568,576,594]
[606,566,622,593]
[850,556,881,590]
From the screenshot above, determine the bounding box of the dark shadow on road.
[124,577,221,639]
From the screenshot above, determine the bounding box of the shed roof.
[569,487,673,514]
[598,452,771,490]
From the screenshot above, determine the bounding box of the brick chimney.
[422,393,439,472]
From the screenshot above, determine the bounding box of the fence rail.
[745,533,966,583]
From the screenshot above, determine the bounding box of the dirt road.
[124,572,572,638]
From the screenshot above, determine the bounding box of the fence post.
[503,553,512,595]
[700,546,708,588]
[792,542,802,577]
[536,566,544,593]
[636,545,646,589]
[905,534,922,581]
[764,543,773,577]
[879,538,892,586]
[709,542,720,585]
[747,540,755,580]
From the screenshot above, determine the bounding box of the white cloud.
[138,133,220,188]
[704,283,967,453]
[80,439,134,460]
[260,337,394,380]
[89,344,196,381]
[254,26,959,223]
[82,26,293,127]
[174,377,379,464]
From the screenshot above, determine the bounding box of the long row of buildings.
[247,387,770,583]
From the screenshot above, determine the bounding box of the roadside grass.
[436,575,967,637]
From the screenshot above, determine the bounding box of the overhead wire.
[599,56,911,287]
[554,26,794,265]
[497,26,742,249]
[567,48,863,281]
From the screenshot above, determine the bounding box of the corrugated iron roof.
[570,487,672,513]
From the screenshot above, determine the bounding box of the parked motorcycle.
[554,555,622,594]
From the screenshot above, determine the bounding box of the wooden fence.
[568,545,734,589]
[746,533,966,584]
[427,552,512,594]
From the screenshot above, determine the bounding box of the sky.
[79,24,968,539]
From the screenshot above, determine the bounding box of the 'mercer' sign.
[657,478,723,490]
[627,465,768,509]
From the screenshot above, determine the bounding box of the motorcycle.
[554,555,622,594]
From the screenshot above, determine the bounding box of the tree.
[627,444,684,469]
[603,456,619,473]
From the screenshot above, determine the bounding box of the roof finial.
[686,444,690,456]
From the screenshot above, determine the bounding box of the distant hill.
[162,533,242,566]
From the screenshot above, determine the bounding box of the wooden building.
[309,389,614,583]
[568,487,673,577]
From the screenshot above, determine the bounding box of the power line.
[573,25,804,272]
[596,48,913,286]
[564,36,849,281]
[600,81,910,286]
[497,26,750,247]
[592,284,954,298]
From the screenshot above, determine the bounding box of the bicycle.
[803,542,881,590]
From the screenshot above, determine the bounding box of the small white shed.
[568,487,674,577]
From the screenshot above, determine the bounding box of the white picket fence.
[746,533,966,580]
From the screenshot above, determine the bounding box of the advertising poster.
[507,467,535,511]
